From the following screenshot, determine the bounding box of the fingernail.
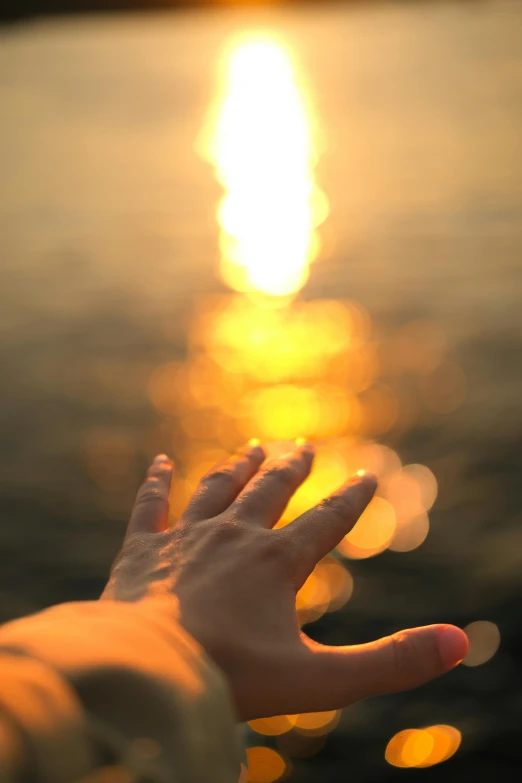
[438,626,469,668]
[296,440,315,456]
[153,454,171,464]
[353,470,377,485]
[240,439,265,458]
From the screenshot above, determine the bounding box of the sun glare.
[201,36,328,297]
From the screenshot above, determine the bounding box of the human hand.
[102,443,468,721]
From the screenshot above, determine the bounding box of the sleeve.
[0,600,242,783]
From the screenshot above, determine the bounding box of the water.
[1,1,522,779]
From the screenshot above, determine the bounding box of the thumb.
[303,625,469,709]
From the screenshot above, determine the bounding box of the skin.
[102,442,469,722]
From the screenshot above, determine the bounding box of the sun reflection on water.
[142,33,468,772]
[199,35,328,298]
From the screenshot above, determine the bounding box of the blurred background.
[1,0,522,780]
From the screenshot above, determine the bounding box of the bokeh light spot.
[385,729,418,768]
[416,725,462,767]
[389,512,430,552]
[246,746,287,783]
[463,621,501,666]
[337,497,396,559]
[401,729,435,767]
[249,716,295,737]
[386,726,461,768]
[276,730,327,758]
[296,556,353,623]
[386,464,437,520]
[291,710,340,736]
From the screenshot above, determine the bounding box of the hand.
[102,443,468,721]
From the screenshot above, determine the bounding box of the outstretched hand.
[102,443,468,721]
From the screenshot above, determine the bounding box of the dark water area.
[1,0,522,780]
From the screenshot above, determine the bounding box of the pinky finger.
[125,454,173,538]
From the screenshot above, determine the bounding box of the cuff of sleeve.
[0,653,93,783]
[0,601,241,783]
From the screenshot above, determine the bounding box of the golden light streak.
[200,36,328,297]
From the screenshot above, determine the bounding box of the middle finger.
[231,443,315,528]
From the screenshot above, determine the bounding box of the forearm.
[0,601,240,782]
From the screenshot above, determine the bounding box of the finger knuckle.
[262,464,296,488]
[389,631,420,676]
[318,493,353,523]
[147,463,171,479]
[207,518,243,543]
[203,465,238,490]
[111,532,153,569]
[258,532,291,567]
[136,479,167,506]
